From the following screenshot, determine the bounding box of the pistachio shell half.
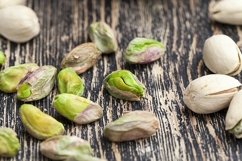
[183,74,241,114]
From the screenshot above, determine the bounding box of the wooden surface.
[1,0,242,161]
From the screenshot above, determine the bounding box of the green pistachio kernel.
[104,111,160,142]
[17,65,57,102]
[0,51,6,65]
[53,93,103,124]
[89,21,118,54]
[104,70,145,101]
[40,135,93,160]
[57,68,84,96]
[19,104,65,140]
[124,37,165,64]
[0,63,38,93]
[0,127,20,157]
[66,154,107,161]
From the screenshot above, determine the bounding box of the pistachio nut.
[19,104,65,140]
[57,68,84,96]
[89,21,118,54]
[124,38,165,64]
[40,135,92,160]
[0,51,6,65]
[65,154,107,161]
[0,127,20,157]
[209,0,242,25]
[203,35,242,76]
[0,5,40,43]
[17,65,57,102]
[183,74,241,114]
[0,0,26,8]
[104,70,145,101]
[225,90,242,138]
[104,111,159,142]
[61,43,101,74]
[0,63,38,93]
[53,93,103,124]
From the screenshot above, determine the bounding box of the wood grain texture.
[1,0,242,161]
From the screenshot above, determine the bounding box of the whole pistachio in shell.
[225,90,242,138]
[53,93,103,124]
[0,127,20,157]
[61,43,101,74]
[183,74,241,114]
[0,63,38,93]
[104,70,145,101]
[124,38,165,64]
[40,135,93,160]
[19,104,65,140]
[104,111,159,142]
[203,34,242,76]
[17,65,57,102]
[89,21,118,54]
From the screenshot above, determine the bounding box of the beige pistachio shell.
[183,74,241,114]
[225,90,242,138]
[209,0,242,25]
[203,35,242,76]
[0,0,26,8]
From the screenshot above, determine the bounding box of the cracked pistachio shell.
[0,51,5,65]
[19,104,65,140]
[17,65,57,102]
[0,0,26,8]
[183,74,241,114]
[0,5,40,43]
[225,90,242,138]
[104,111,159,142]
[0,127,20,157]
[66,154,107,161]
[124,38,165,64]
[53,93,103,124]
[89,21,118,54]
[203,35,242,76]
[104,70,145,101]
[0,63,38,93]
[209,0,242,25]
[61,43,101,74]
[57,68,84,96]
[40,135,92,160]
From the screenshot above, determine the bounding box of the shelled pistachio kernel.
[66,154,107,161]
[0,127,20,157]
[0,51,6,65]
[0,63,38,93]
[124,37,165,64]
[61,43,101,74]
[104,70,145,101]
[17,65,57,102]
[104,111,159,142]
[183,74,241,114]
[57,68,84,96]
[40,135,93,160]
[19,104,64,140]
[53,93,103,124]
[203,34,242,76]
[89,21,118,54]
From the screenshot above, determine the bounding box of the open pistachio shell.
[183,74,241,114]
[0,127,20,157]
[104,70,145,101]
[40,135,92,160]
[0,63,38,93]
[19,104,65,140]
[203,35,242,76]
[53,93,103,124]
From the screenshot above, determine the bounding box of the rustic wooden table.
[1,0,242,161]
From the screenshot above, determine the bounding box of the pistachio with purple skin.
[53,93,103,124]
[0,63,38,93]
[17,65,57,102]
[61,43,101,74]
[124,38,165,64]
